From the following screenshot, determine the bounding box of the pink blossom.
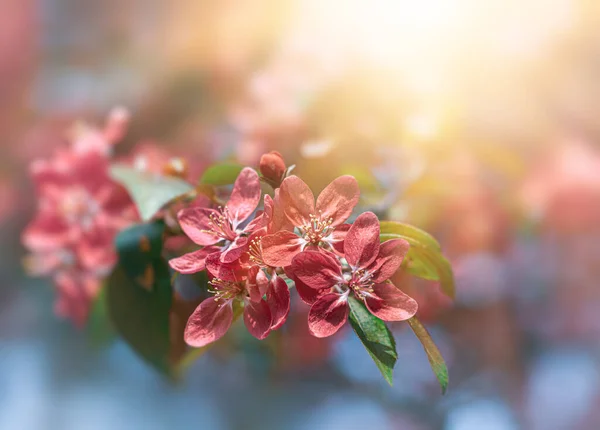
[289,212,418,338]
[184,255,289,347]
[260,175,359,267]
[521,138,600,233]
[169,167,264,273]
[22,114,138,326]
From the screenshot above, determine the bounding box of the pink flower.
[520,138,600,233]
[184,255,290,347]
[289,212,418,338]
[22,113,138,326]
[261,175,359,267]
[169,167,263,273]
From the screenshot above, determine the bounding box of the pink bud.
[259,151,286,187]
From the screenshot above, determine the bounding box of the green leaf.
[407,317,449,394]
[107,220,173,373]
[115,221,165,289]
[199,163,244,186]
[86,285,116,348]
[110,165,194,221]
[347,295,398,385]
[379,221,455,299]
[106,264,173,373]
[380,221,441,251]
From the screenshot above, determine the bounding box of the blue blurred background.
[2,1,600,429]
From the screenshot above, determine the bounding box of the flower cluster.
[22,111,138,326]
[170,152,418,347]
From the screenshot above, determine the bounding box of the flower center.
[299,213,334,245]
[206,207,238,241]
[208,278,244,303]
[348,268,375,300]
[61,187,100,230]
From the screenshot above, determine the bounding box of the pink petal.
[269,189,294,232]
[308,293,349,338]
[242,210,265,233]
[184,297,234,347]
[364,283,418,321]
[329,223,350,254]
[261,231,304,267]
[370,238,410,283]
[22,213,70,252]
[220,236,249,263]
[169,247,218,274]
[205,253,245,281]
[244,299,272,340]
[344,211,381,269]
[227,167,261,224]
[278,175,315,227]
[284,265,326,305]
[246,266,269,302]
[290,251,343,290]
[315,175,360,227]
[178,207,221,246]
[266,276,290,329]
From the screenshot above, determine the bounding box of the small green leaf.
[347,295,398,385]
[86,285,116,348]
[110,165,193,221]
[380,221,441,251]
[402,252,439,281]
[199,163,244,186]
[407,317,449,394]
[379,221,455,299]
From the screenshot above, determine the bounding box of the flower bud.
[259,151,286,187]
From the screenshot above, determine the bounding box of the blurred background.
[3,0,600,429]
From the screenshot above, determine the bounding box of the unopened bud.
[259,151,286,187]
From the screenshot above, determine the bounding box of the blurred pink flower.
[521,138,600,233]
[22,113,138,327]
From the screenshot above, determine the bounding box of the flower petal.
[270,188,294,232]
[364,282,418,321]
[308,293,349,338]
[22,213,70,251]
[178,207,221,246]
[184,297,234,347]
[261,230,305,267]
[244,299,272,340]
[227,167,261,224]
[205,253,245,281]
[246,266,269,302]
[242,210,265,233]
[344,211,381,269]
[169,247,218,274]
[267,275,290,329]
[328,223,350,254]
[370,238,410,283]
[220,236,249,263]
[315,175,360,226]
[290,251,343,290]
[279,175,315,227]
[284,264,326,305]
